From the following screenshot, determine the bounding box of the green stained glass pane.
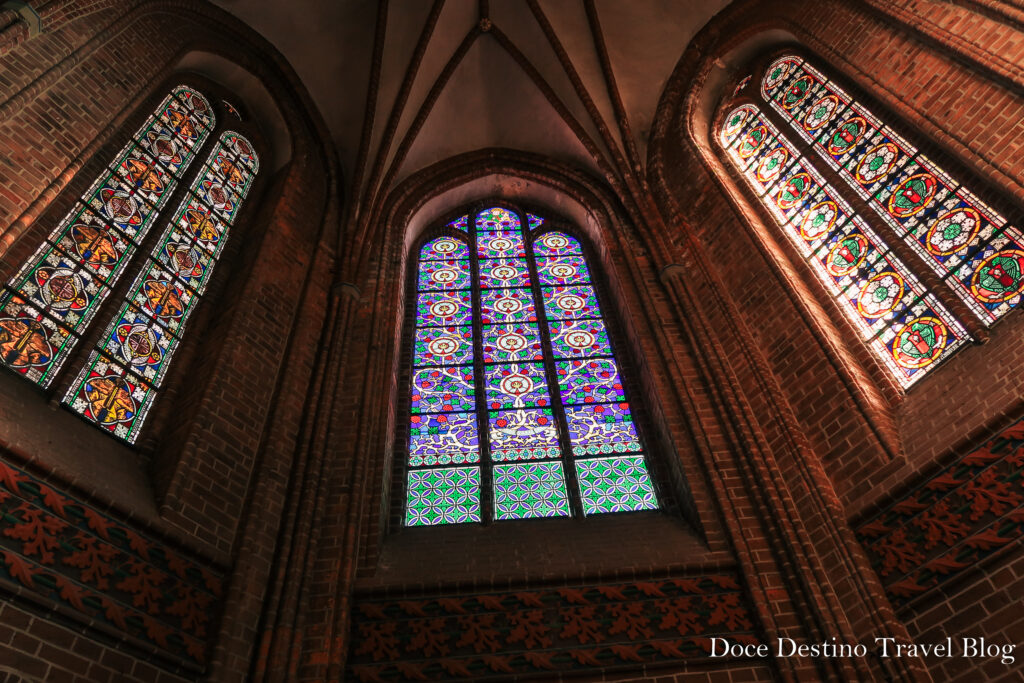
[575,455,657,515]
[493,462,570,520]
[406,467,481,526]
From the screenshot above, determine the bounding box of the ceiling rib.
[360,0,447,224]
[584,0,644,177]
[526,0,628,181]
[347,0,390,227]
[488,25,612,180]
[363,25,483,254]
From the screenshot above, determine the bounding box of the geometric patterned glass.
[721,101,970,387]
[0,86,214,388]
[62,132,259,442]
[406,207,658,526]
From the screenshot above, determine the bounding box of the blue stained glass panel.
[488,408,561,461]
[556,358,625,406]
[410,366,475,413]
[477,231,525,259]
[420,236,469,261]
[541,285,602,321]
[482,322,544,363]
[527,214,545,230]
[548,318,613,358]
[536,254,591,286]
[409,412,480,466]
[478,258,531,289]
[484,362,551,410]
[564,403,642,456]
[533,231,583,256]
[417,260,472,292]
[415,291,473,327]
[480,288,537,324]
[476,207,520,232]
[413,325,474,366]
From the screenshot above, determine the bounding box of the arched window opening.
[63,131,259,442]
[405,206,658,526]
[0,86,214,387]
[761,55,1024,327]
[720,104,968,387]
[0,85,261,444]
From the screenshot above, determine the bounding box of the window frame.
[390,201,673,530]
[714,46,1024,393]
[0,74,269,454]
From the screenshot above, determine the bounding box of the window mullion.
[524,219,585,519]
[468,221,496,524]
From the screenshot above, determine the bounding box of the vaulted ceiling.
[214,0,731,220]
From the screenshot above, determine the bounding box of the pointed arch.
[405,205,658,526]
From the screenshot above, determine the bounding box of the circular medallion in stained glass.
[763,58,796,94]
[855,143,898,185]
[776,173,811,210]
[539,233,569,251]
[783,75,815,110]
[800,200,838,241]
[565,330,596,350]
[496,332,528,353]
[486,236,514,253]
[117,323,161,367]
[167,244,203,279]
[970,250,1024,303]
[926,208,980,255]
[892,317,947,369]
[490,264,518,282]
[803,95,839,131]
[825,234,869,276]
[756,147,789,184]
[494,296,522,314]
[432,238,459,256]
[857,272,904,318]
[500,373,535,397]
[549,263,578,280]
[102,188,140,224]
[739,125,767,159]
[722,106,753,141]
[431,268,459,285]
[207,183,232,212]
[555,294,586,314]
[427,336,461,357]
[429,300,460,318]
[828,116,866,156]
[37,268,86,311]
[888,173,937,218]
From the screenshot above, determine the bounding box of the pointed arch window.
[0,85,259,442]
[717,52,1024,386]
[405,207,659,526]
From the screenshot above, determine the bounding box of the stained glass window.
[0,86,214,386]
[62,132,259,442]
[760,55,1024,326]
[405,207,658,526]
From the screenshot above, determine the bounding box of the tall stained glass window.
[0,86,213,386]
[0,86,260,444]
[716,52,1024,386]
[406,207,659,526]
[62,132,259,442]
